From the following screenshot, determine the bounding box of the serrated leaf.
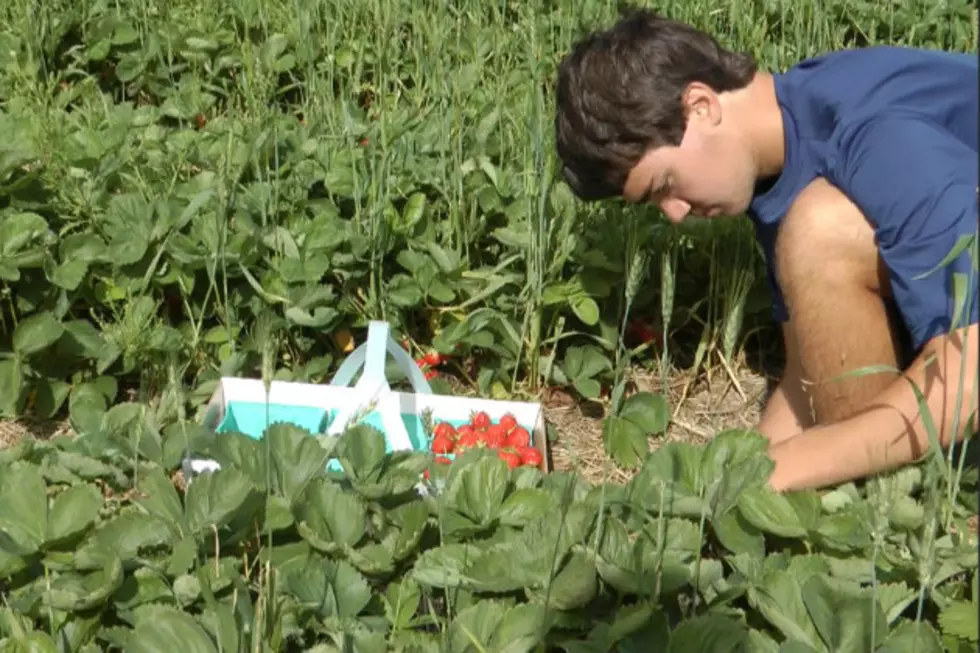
[667,614,749,653]
[877,619,945,653]
[68,383,108,437]
[267,422,329,505]
[0,359,23,415]
[444,455,510,527]
[295,477,367,552]
[497,488,554,527]
[0,462,47,551]
[184,467,262,538]
[938,600,979,643]
[126,604,218,653]
[738,486,808,538]
[45,482,102,546]
[285,555,372,619]
[801,573,887,653]
[12,311,64,357]
[490,602,550,653]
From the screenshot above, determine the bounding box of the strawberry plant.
[1,0,977,650]
[0,417,976,651]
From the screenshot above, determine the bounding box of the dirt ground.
[545,358,773,484]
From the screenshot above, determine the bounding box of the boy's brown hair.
[554,7,758,201]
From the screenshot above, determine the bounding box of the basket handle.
[328,321,433,394]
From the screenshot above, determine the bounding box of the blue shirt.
[748,46,978,352]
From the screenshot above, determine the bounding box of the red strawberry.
[456,431,481,452]
[499,414,517,433]
[416,357,428,368]
[520,446,543,467]
[471,411,491,430]
[482,424,507,449]
[498,449,522,469]
[506,426,530,449]
[434,422,456,440]
[431,433,454,454]
[424,370,439,380]
[424,351,442,366]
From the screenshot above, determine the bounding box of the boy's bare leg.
[772,178,909,427]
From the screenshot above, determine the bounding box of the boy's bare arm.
[755,322,814,443]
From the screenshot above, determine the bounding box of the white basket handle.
[324,321,425,452]
[328,321,433,394]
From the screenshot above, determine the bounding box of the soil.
[545,357,774,485]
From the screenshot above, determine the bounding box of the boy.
[554,7,978,491]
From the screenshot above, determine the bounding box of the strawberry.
[456,431,481,452]
[499,413,517,433]
[424,351,442,366]
[471,411,491,430]
[482,424,507,449]
[456,424,474,438]
[520,446,543,467]
[506,426,530,449]
[416,357,428,368]
[431,433,454,454]
[424,370,439,381]
[433,422,456,440]
[498,449,522,469]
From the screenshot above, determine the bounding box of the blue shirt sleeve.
[829,113,979,351]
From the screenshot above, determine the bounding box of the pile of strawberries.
[428,411,542,470]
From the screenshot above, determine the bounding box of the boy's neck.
[723,71,786,181]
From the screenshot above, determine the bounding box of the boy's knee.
[775,178,889,300]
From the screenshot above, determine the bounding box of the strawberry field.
[1,0,978,651]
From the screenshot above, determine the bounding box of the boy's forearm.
[756,374,815,445]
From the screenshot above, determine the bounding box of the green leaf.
[443,454,510,527]
[603,415,648,469]
[0,462,47,551]
[737,486,808,539]
[133,467,187,537]
[620,391,670,434]
[877,620,945,653]
[45,482,102,546]
[570,295,600,326]
[751,569,822,649]
[384,579,422,631]
[700,429,774,518]
[801,573,887,653]
[295,477,367,553]
[68,382,108,436]
[0,632,59,652]
[497,488,555,527]
[267,422,329,505]
[539,551,597,611]
[285,555,372,619]
[125,604,218,653]
[489,602,550,653]
[938,600,979,644]
[12,311,64,357]
[334,424,387,483]
[0,359,24,416]
[184,467,262,538]
[712,509,765,557]
[667,614,750,653]
[44,556,124,611]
